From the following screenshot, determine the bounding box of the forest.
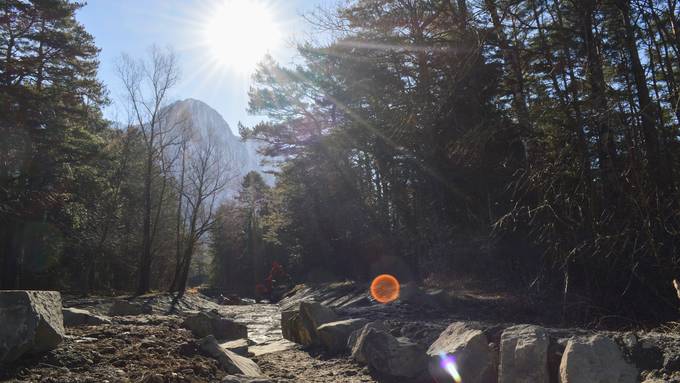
[3,0,680,326]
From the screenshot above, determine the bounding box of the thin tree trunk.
[170,143,186,293]
[137,148,154,295]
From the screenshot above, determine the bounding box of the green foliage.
[240,0,680,322]
[0,1,180,292]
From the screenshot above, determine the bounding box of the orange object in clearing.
[370,274,400,303]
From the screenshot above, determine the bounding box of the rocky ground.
[0,290,380,383]
[1,283,679,382]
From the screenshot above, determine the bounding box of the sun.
[203,0,281,73]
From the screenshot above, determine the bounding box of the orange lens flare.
[370,274,400,303]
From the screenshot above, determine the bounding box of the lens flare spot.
[439,353,462,382]
[370,274,400,303]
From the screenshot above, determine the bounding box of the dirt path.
[215,301,378,382]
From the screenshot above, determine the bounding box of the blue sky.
[76,0,331,134]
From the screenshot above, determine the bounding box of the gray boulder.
[427,322,495,383]
[351,322,427,378]
[183,310,247,341]
[108,300,152,316]
[317,318,369,353]
[198,335,264,377]
[348,321,388,352]
[499,324,549,383]
[62,307,111,327]
[0,290,65,363]
[559,335,638,383]
[280,301,338,346]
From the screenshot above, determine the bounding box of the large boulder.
[198,335,264,377]
[108,300,152,316]
[499,324,549,383]
[559,335,638,383]
[62,307,111,327]
[351,322,427,378]
[0,290,65,363]
[183,310,247,341]
[317,318,369,353]
[427,322,495,383]
[280,301,338,346]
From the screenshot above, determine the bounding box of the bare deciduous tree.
[172,127,235,298]
[117,46,181,295]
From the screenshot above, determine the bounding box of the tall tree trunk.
[617,0,665,190]
[485,0,531,162]
[579,0,618,195]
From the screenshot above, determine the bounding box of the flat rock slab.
[221,375,272,383]
[249,339,297,356]
[198,335,264,377]
[220,338,249,356]
[0,290,65,363]
[63,307,111,327]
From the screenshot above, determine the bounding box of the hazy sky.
[76,0,331,134]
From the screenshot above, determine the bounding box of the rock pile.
[278,296,677,382]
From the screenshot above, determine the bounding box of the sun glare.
[203,0,280,73]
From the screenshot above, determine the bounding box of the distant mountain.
[163,98,274,193]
